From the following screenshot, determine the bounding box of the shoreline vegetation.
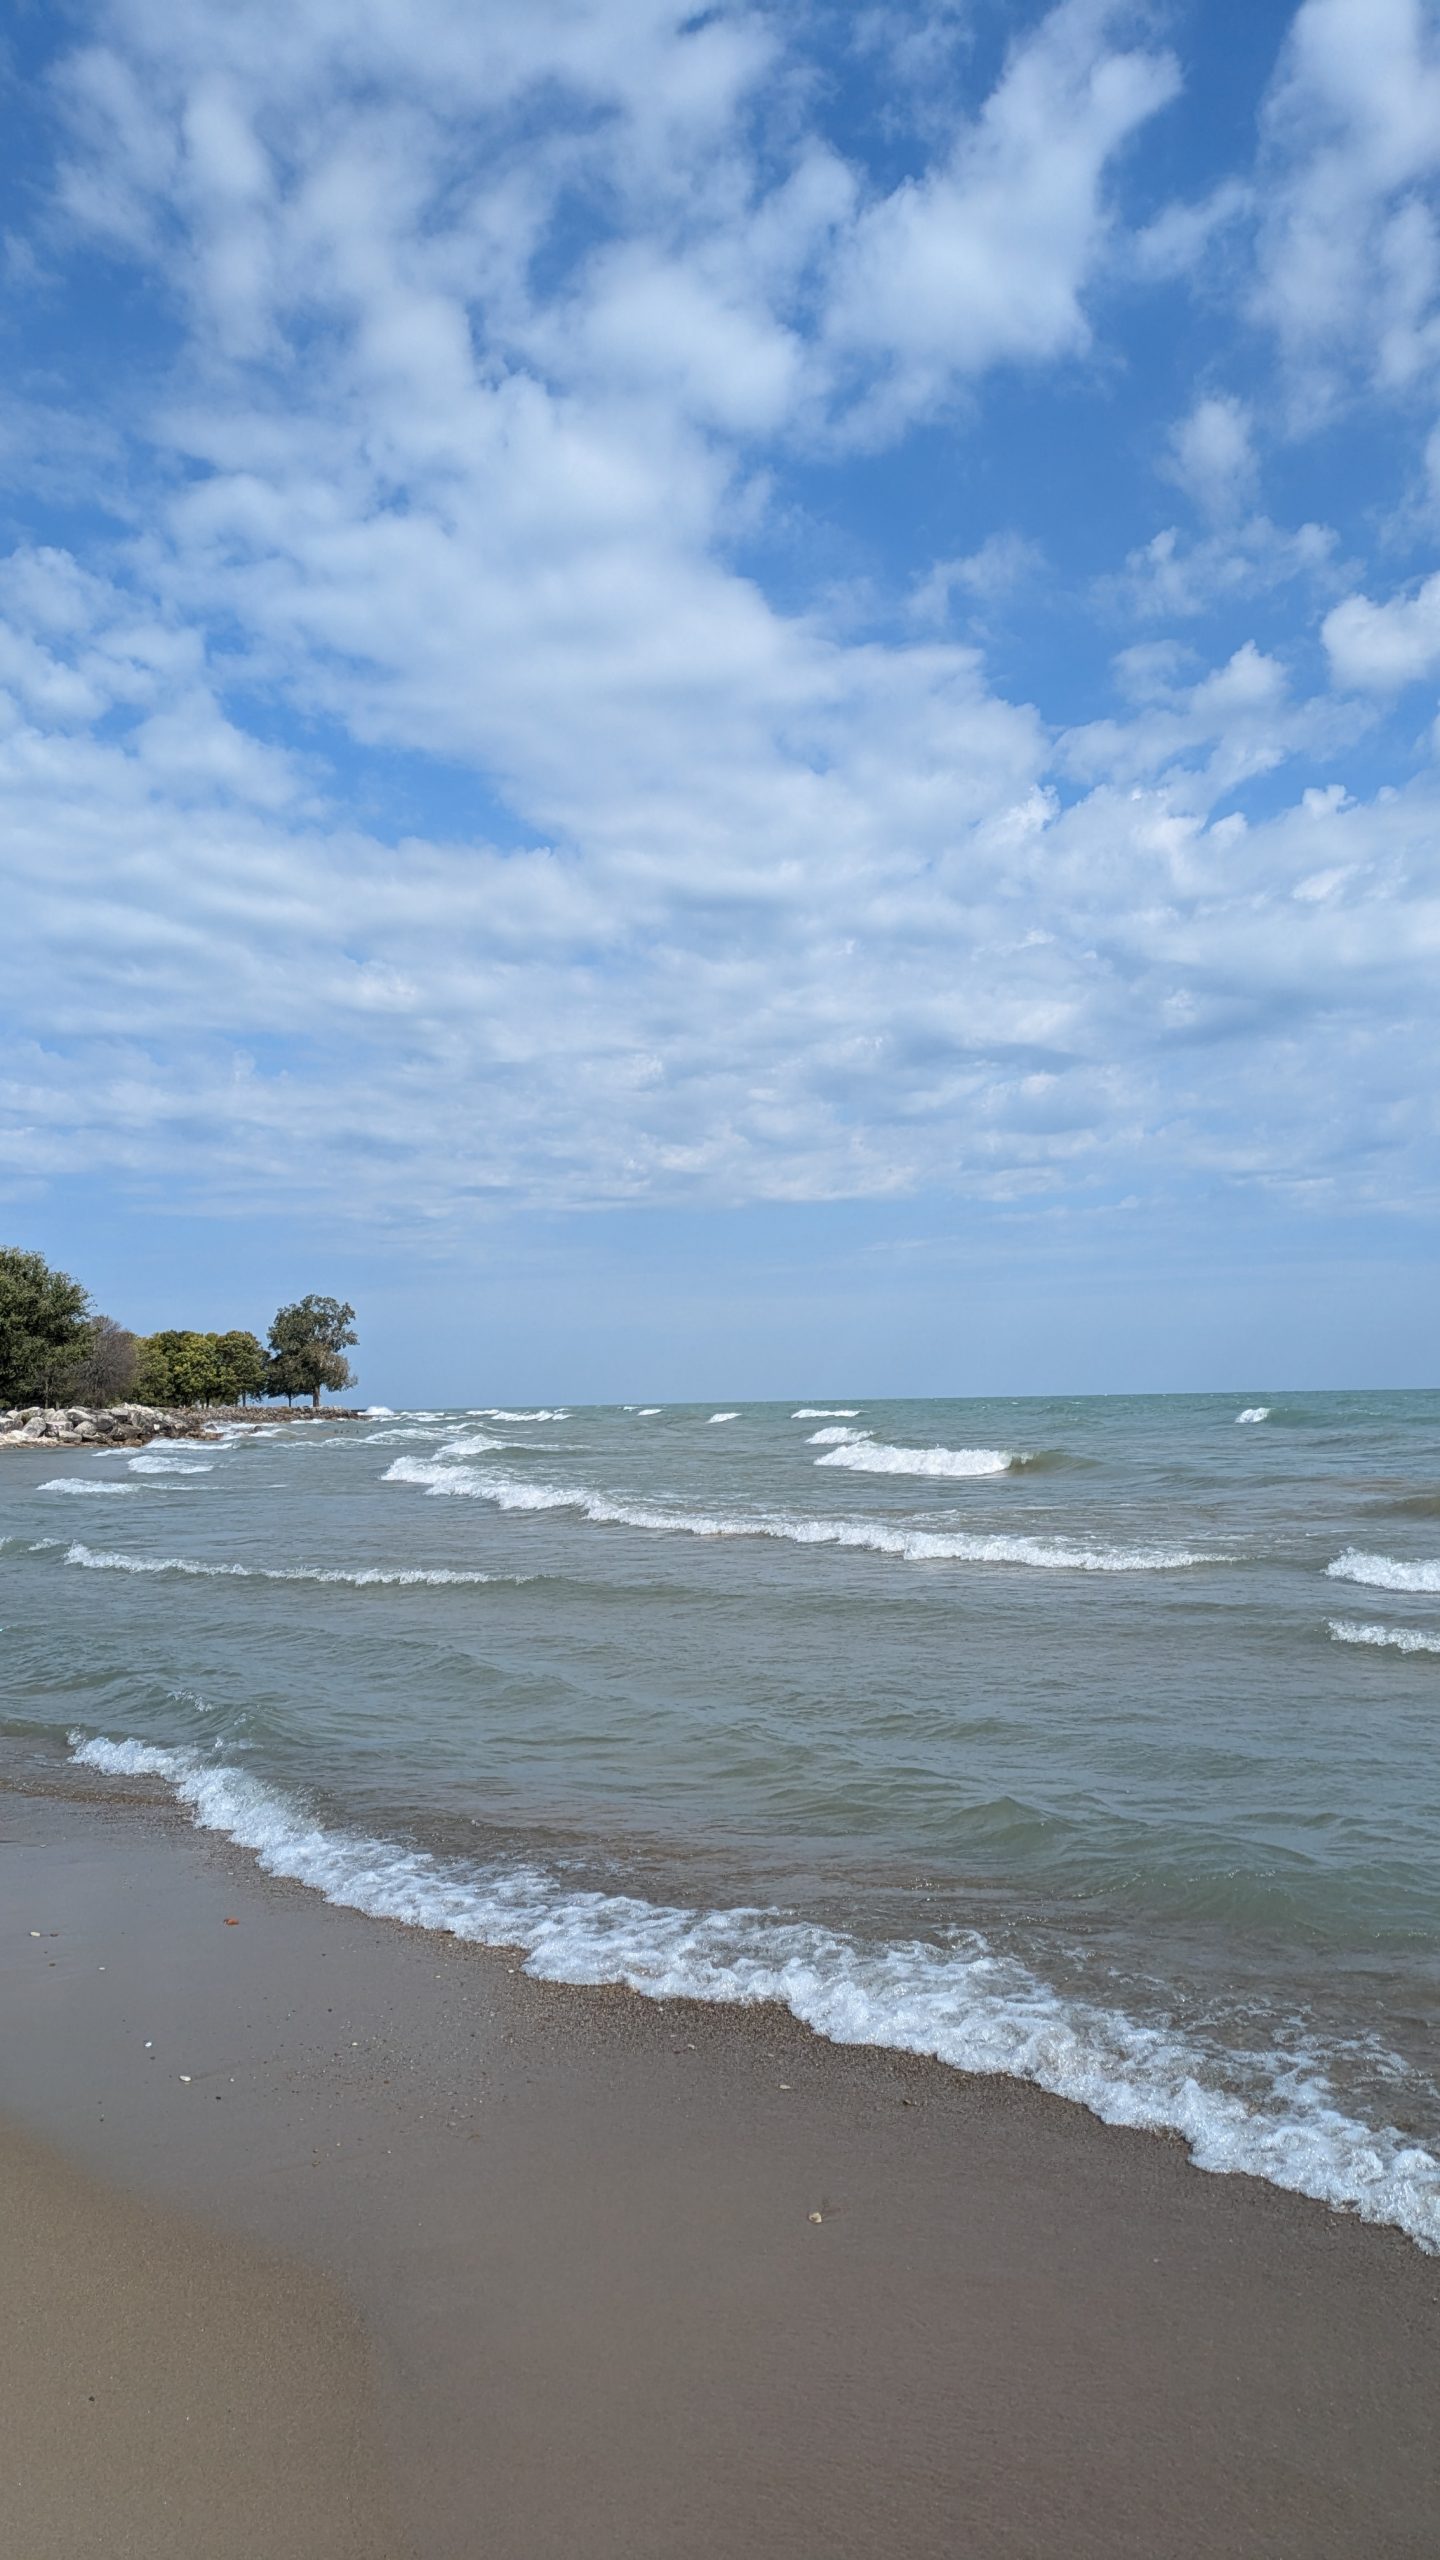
[0,1244,358,1412]
[4,1774,1438,2560]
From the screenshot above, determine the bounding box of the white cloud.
[822,2,1178,432]
[909,534,1046,625]
[1106,515,1340,621]
[1253,0,1440,403]
[1163,396,1258,521]
[1323,568,1440,688]
[1128,177,1253,282]
[0,0,1436,1245]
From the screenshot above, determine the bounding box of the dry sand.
[2,1774,1439,2558]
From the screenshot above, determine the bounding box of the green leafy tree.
[0,1247,92,1406]
[132,1335,175,1404]
[68,1316,140,1406]
[266,1295,357,1410]
[214,1329,267,1405]
[133,1329,226,1407]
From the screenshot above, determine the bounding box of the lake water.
[4,1390,1439,2246]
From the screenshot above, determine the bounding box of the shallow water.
[4,1391,1440,2244]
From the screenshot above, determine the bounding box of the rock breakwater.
[0,1405,362,1450]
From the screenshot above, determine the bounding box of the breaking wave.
[1328,1618,1440,1657]
[1237,1408,1271,1424]
[63,1732,1440,2253]
[62,1541,513,1587]
[39,1478,138,1495]
[793,1408,860,1420]
[469,1408,570,1423]
[1327,1551,1440,1594]
[381,1455,1213,1571]
[127,1450,214,1475]
[815,1438,1022,1479]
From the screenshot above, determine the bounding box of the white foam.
[793,1408,859,1420]
[816,1439,1019,1478]
[469,1408,570,1423]
[1327,1551,1440,1594]
[636,1408,661,1416]
[1328,1618,1440,1656]
[708,1411,739,1423]
[363,1405,395,1417]
[63,1542,510,1587]
[382,1456,1213,1571]
[1236,1407,1271,1424]
[39,1479,138,1495]
[806,1425,864,1445]
[64,1730,1440,2253]
[127,1450,214,1476]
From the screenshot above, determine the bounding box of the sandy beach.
[3,1767,1438,2560]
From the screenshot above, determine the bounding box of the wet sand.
[3,1775,1439,2558]
[0,2121,398,2560]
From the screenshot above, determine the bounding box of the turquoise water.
[4,1391,1439,2242]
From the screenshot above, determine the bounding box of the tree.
[68,1316,140,1406]
[134,1330,226,1407]
[0,1247,92,1407]
[214,1330,267,1405]
[266,1296,357,1410]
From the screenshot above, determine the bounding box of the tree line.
[0,1247,358,1412]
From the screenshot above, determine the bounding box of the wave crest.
[1328,1618,1440,1656]
[382,1456,1212,1571]
[63,1732,1440,2253]
[1327,1550,1440,1593]
[815,1439,1021,1478]
[63,1541,509,1587]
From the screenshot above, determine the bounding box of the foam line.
[62,1541,513,1586]
[382,1456,1216,1571]
[1328,1618,1440,1656]
[65,1732,1440,2254]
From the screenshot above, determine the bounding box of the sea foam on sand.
[63,1731,1440,2253]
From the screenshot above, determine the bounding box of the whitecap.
[792,1408,860,1420]
[1236,1407,1271,1424]
[127,1450,213,1476]
[469,1408,570,1423]
[39,1479,138,1496]
[708,1411,739,1423]
[1328,1618,1440,1656]
[381,1457,1213,1571]
[362,1405,396,1417]
[806,1426,864,1445]
[1327,1551,1440,1594]
[815,1439,1019,1478]
[63,1541,511,1587]
[63,1732,1440,2253]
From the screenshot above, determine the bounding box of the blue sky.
[2,0,1439,1400]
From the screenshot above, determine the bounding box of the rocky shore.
[0,1404,364,1449]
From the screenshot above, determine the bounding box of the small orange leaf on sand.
[223,1917,240,1926]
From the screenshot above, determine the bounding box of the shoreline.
[0,1402,367,1450]
[4,1774,1439,2557]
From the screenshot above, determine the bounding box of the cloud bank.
[2,0,1439,1244]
